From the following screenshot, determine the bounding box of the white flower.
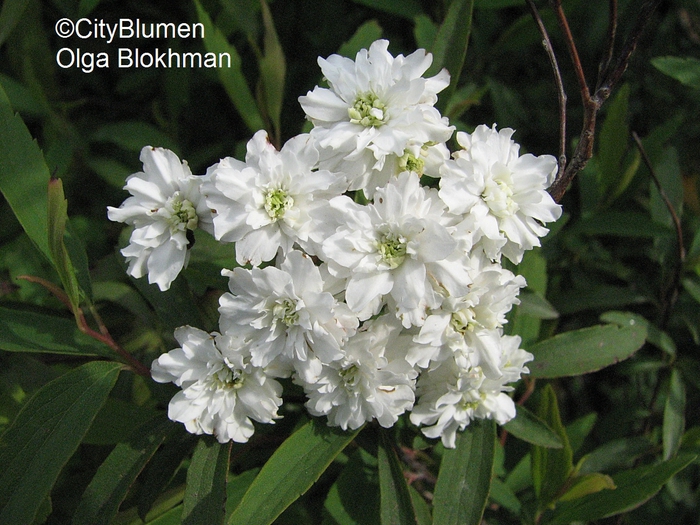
[302,315,417,430]
[204,130,345,266]
[439,124,562,263]
[413,256,526,375]
[107,146,212,291]
[299,39,454,197]
[322,172,467,327]
[410,334,532,448]
[218,250,357,378]
[151,326,283,443]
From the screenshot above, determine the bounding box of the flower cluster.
[108,40,561,447]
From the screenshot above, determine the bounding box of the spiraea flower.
[439,124,562,263]
[299,39,454,197]
[107,146,212,291]
[151,326,283,443]
[410,334,532,448]
[302,315,417,430]
[218,250,358,381]
[322,172,468,327]
[204,130,345,266]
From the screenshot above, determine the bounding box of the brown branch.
[632,132,686,328]
[546,0,663,203]
[526,0,568,178]
[16,274,151,377]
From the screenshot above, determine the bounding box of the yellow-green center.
[348,92,387,127]
[378,232,407,269]
[264,188,294,220]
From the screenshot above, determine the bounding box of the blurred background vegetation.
[1,0,700,523]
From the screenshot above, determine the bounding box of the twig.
[526,0,567,178]
[545,0,663,203]
[16,274,151,377]
[631,131,686,328]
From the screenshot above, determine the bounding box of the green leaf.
[429,0,475,114]
[570,211,672,238]
[91,121,178,152]
[258,0,285,144]
[0,81,51,261]
[73,416,172,525]
[337,20,384,59]
[413,14,437,51]
[517,292,559,320]
[601,311,676,356]
[489,478,521,514]
[227,420,361,525]
[503,405,563,449]
[663,369,686,460]
[0,0,29,47]
[557,473,616,503]
[183,438,232,525]
[650,147,683,228]
[527,323,647,378]
[377,429,417,525]
[324,448,379,525]
[351,0,421,20]
[0,306,112,357]
[682,277,700,305]
[47,177,82,316]
[651,56,700,89]
[194,0,265,134]
[531,385,573,510]
[83,397,162,446]
[0,361,122,525]
[547,454,697,524]
[432,419,496,525]
[578,437,654,475]
[597,84,633,199]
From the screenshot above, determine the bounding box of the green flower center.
[272,298,299,327]
[482,174,519,218]
[166,192,198,232]
[377,232,407,269]
[264,188,294,220]
[450,309,478,334]
[398,150,425,175]
[339,364,361,389]
[348,92,387,127]
[213,361,245,390]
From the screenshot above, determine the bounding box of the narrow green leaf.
[489,478,521,514]
[547,454,697,524]
[47,177,81,316]
[432,419,496,525]
[565,413,598,456]
[650,147,683,228]
[182,438,232,525]
[324,448,379,525]
[503,405,563,448]
[407,485,431,525]
[578,437,654,475]
[597,84,631,196]
[517,292,559,320]
[258,0,285,144]
[663,369,686,460]
[413,14,437,51]
[527,323,647,378]
[194,0,265,134]
[570,211,672,238]
[429,0,475,114]
[651,56,700,89]
[227,420,361,525]
[0,81,51,261]
[682,277,700,305]
[0,306,112,357]
[73,417,172,525]
[0,0,29,47]
[338,20,384,59]
[531,385,573,510]
[601,311,676,356]
[558,473,616,503]
[351,0,421,19]
[91,121,178,153]
[377,429,417,525]
[0,361,122,525]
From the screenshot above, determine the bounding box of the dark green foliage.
[1,1,699,524]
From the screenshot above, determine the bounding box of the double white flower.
[107,146,212,291]
[299,39,454,197]
[322,172,469,328]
